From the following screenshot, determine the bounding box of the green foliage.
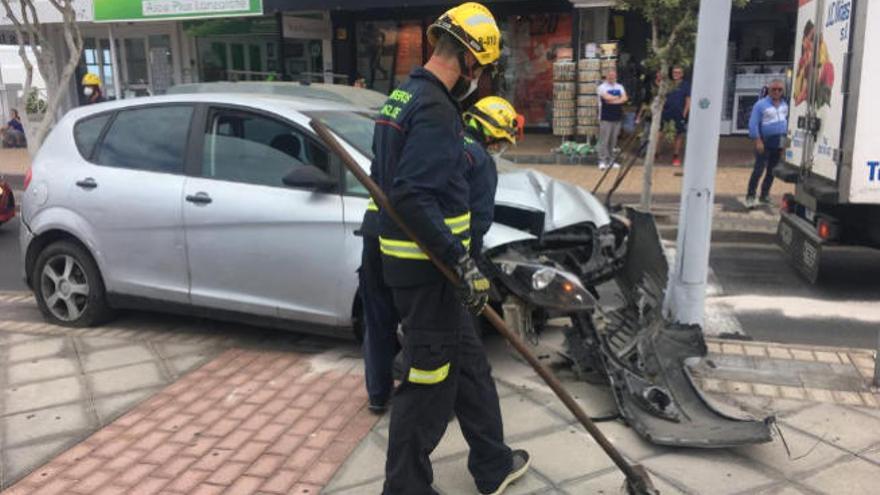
[619,0,750,73]
[25,88,47,115]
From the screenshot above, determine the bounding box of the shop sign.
[94,0,263,23]
[283,15,330,40]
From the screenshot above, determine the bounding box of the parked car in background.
[0,178,14,226]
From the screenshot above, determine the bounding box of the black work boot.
[368,396,389,415]
[480,450,531,495]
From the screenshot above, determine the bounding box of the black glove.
[454,255,490,315]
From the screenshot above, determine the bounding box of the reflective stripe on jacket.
[365,67,471,287]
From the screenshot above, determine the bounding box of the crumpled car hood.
[495,169,611,231]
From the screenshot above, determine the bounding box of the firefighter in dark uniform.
[361,3,531,494]
[358,94,519,416]
[462,96,519,257]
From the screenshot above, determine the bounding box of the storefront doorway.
[196,38,279,81]
[80,24,182,101]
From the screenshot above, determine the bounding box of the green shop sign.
[94,0,263,23]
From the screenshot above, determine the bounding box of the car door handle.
[75,178,98,189]
[185,192,213,205]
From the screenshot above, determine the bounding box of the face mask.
[451,76,478,102]
[489,142,510,159]
[84,87,94,97]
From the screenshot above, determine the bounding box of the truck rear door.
[786,0,853,183]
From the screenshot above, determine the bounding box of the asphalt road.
[0,216,25,291]
[709,235,880,349]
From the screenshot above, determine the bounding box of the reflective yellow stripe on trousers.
[408,363,451,384]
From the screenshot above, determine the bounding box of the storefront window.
[148,35,174,95]
[124,38,148,86]
[188,17,281,82]
[497,14,573,128]
[356,20,399,94]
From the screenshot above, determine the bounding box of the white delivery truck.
[774,0,880,282]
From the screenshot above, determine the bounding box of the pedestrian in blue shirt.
[661,66,691,167]
[746,79,789,207]
[1,109,26,148]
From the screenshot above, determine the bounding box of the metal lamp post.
[664,0,734,326]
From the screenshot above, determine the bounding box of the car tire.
[32,240,113,327]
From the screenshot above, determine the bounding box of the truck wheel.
[32,240,113,327]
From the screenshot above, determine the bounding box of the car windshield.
[305,111,376,160]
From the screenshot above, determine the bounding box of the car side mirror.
[282,166,336,192]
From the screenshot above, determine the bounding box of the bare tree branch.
[1,0,84,154]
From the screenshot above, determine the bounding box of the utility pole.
[663,0,733,325]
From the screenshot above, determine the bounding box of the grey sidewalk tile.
[4,376,84,415]
[560,468,687,495]
[81,344,157,373]
[800,457,880,494]
[325,432,387,491]
[753,485,811,495]
[4,403,94,447]
[593,420,667,461]
[642,451,778,494]
[432,456,549,495]
[8,356,78,385]
[7,337,66,362]
[327,478,385,495]
[498,394,568,438]
[0,332,46,347]
[76,336,133,352]
[513,428,616,484]
[535,381,619,424]
[860,442,880,463]
[3,437,74,487]
[782,403,880,453]
[432,420,470,460]
[732,426,846,478]
[166,353,215,377]
[93,388,160,424]
[87,361,166,397]
[154,341,219,359]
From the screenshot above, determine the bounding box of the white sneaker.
[612,162,621,169]
[598,162,609,170]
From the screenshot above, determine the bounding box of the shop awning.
[264,0,556,11]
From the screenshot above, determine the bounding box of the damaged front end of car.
[484,169,773,448]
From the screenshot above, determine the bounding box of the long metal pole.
[310,120,657,495]
[664,0,733,325]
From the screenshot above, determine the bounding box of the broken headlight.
[491,254,595,311]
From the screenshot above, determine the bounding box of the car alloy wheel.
[40,254,90,322]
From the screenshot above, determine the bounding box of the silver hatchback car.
[20,92,626,340]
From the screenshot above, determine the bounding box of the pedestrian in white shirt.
[597,69,628,170]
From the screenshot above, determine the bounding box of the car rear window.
[73,114,112,160]
[96,105,193,174]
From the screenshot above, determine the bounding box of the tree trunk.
[640,62,670,210]
[1,1,82,156]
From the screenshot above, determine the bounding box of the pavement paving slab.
[2,348,377,494]
[780,403,880,454]
[800,456,880,494]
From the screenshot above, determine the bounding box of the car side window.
[74,113,112,160]
[95,105,193,174]
[202,109,332,188]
